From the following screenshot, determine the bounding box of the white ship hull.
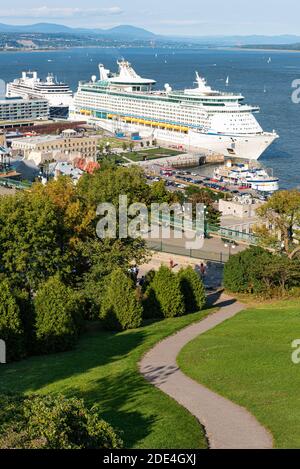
[76,115,277,161]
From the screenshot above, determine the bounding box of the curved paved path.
[139,294,273,449]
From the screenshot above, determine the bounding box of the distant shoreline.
[224,46,300,53]
[1,45,300,55]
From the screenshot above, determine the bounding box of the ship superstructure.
[214,161,279,192]
[70,60,278,160]
[7,71,73,118]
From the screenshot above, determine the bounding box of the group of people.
[169,258,207,279]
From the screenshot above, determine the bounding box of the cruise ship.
[7,72,73,118]
[70,60,278,160]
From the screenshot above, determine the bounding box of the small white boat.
[267,57,272,64]
[214,161,279,193]
[226,76,229,86]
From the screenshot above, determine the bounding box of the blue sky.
[0,1,299,36]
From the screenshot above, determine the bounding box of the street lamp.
[224,241,237,257]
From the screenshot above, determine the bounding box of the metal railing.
[147,240,229,264]
[0,177,31,190]
[155,213,258,245]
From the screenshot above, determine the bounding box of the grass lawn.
[0,311,213,449]
[125,148,183,162]
[98,137,131,148]
[178,299,300,449]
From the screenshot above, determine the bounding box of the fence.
[0,177,31,190]
[156,213,257,245]
[146,240,229,264]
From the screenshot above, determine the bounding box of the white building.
[219,196,262,219]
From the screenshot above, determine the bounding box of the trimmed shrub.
[100,269,143,331]
[224,247,273,293]
[178,266,206,313]
[0,394,123,449]
[34,276,83,354]
[0,278,25,362]
[149,266,185,318]
[223,246,290,295]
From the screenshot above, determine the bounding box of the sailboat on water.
[226,76,230,86]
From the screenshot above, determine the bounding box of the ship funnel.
[99,64,109,81]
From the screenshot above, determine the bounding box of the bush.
[0,278,25,362]
[100,269,143,331]
[223,247,300,296]
[0,394,123,449]
[224,247,273,293]
[148,266,185,318]
[178,267,206,313]
[34,276,83,354]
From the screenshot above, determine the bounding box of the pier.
[139,151,224,169]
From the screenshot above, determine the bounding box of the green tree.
[256,190,300,254]
[178,267,206,313]
[206,205,222,228]
[150,180,173,204]
[78,166,150,208]
[82,238,149,317]
[187,188,221,228]
[100,269,143,331]
[0,178,95,292]
[148,266,185,318]
[222,246,300,296]
[0,278,25,362]
[223,247,273,294]
[0,192,62,291]
[34,276,83,353]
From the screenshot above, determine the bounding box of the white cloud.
[0,6,123,19]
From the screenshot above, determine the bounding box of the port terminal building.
[0,96,49,127]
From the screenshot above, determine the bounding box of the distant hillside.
[0,22,157,40]
[0,23,300,47]
[99,25,156,40]
[0,22,74,34]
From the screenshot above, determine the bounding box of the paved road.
[139,294,273,449]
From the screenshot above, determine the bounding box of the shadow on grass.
[74,369,157,448]
[0,328,157,447]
